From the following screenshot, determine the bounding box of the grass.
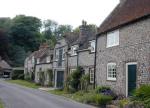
[0,99,4,108]
[6,80,40,89]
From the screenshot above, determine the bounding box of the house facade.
[96,0,150,96]
[0,57,12,78]
[66,21,97,85]
[53,38,67,88]
[34,45,54,86]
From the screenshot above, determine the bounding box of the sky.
[0,0,119,28]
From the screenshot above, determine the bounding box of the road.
[0,81,95,108]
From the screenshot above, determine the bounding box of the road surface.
[0,81,95,108]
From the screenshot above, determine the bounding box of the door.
[58,49,63,67]
[56,71,64,88]
[126,63,137,96]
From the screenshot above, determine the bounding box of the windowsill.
[106,44,119,48]
[89,51,95,54]
[70,54,77,57]
[107,78,116,81]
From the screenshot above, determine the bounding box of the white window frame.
[107,30,119,48]
[71,45,78,56]
[89,40,96,52]
[37,58,40,64]
[46,56,50,63]
[90,68,94,83]
[107,63,117,81]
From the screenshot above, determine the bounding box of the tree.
[10,15,42,52]
[56,25,72,37]
[0,29,10,61]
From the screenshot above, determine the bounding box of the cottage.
[53,38,68,88]
[34,44,54,86]
[66,21,97,85]
[96,0,150,96]
[0,57,12,78]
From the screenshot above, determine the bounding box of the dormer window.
[37,58,40,64]
[89,40,95,52]
[107,30,119,48]
[46,56,50,63]
[71,45,78,56]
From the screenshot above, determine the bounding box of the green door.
[128,64,137,96]
[56,71,64,88]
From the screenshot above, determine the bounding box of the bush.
[95,86,117,99]
[132,85,150,108]
[80,74,90,92]
[24,72,31,81]
[12,70,24,80]
[79,93,112,106]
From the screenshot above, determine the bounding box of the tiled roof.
[0,60,12,69]
[98,0,150,35]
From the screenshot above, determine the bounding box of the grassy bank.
[6,80,40,89]
[0,99,4,108]
[49,89,113,106]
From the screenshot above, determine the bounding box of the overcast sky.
[0,0,119,28]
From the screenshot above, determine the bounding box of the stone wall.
[96,18,150,96]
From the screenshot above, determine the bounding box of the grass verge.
[6,80,40,89]
[0,99,4,108]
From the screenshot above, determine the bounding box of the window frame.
[107,30,119,48]
[89,68,94,83]
[89,40,96,53]
[107,63,117,81]
[71,45,78,56]
[55,49,59,61]
[62,48,66,60]
[46,56,50,63]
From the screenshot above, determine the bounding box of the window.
[46,56,50,63]
[55,50,59,61]
[107,63,117,81]
[62,48,65,60]
[89,40,96,52]
[90,68,94,83]
[37,58,40,64]
[107,30,119,48]
[71,45,78,56]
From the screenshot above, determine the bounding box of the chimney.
[79,20,90,41]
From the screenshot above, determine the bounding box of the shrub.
[24,72,31,81]
[12,69,24,80]
[132,85,150,108]
[79,93,112,106]
[46,69,53,87]
[95,86,110,93]
[80,74,90,92]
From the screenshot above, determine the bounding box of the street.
[0,81,94,108]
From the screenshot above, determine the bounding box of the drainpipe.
[94,35,98,89]
[77,51,79,67]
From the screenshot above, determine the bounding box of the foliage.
[69,67,83,91]
[0,99,4,108]
[80,74,90,92]
[119,99,130,108]
[12,69,24,80]
[95,86,111,93]
[132,85,150,108]
[10,15,42,52]
[39,71,45,86]
[7,80,40,89]
[24,72,31,81]
[46,69,53,87]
